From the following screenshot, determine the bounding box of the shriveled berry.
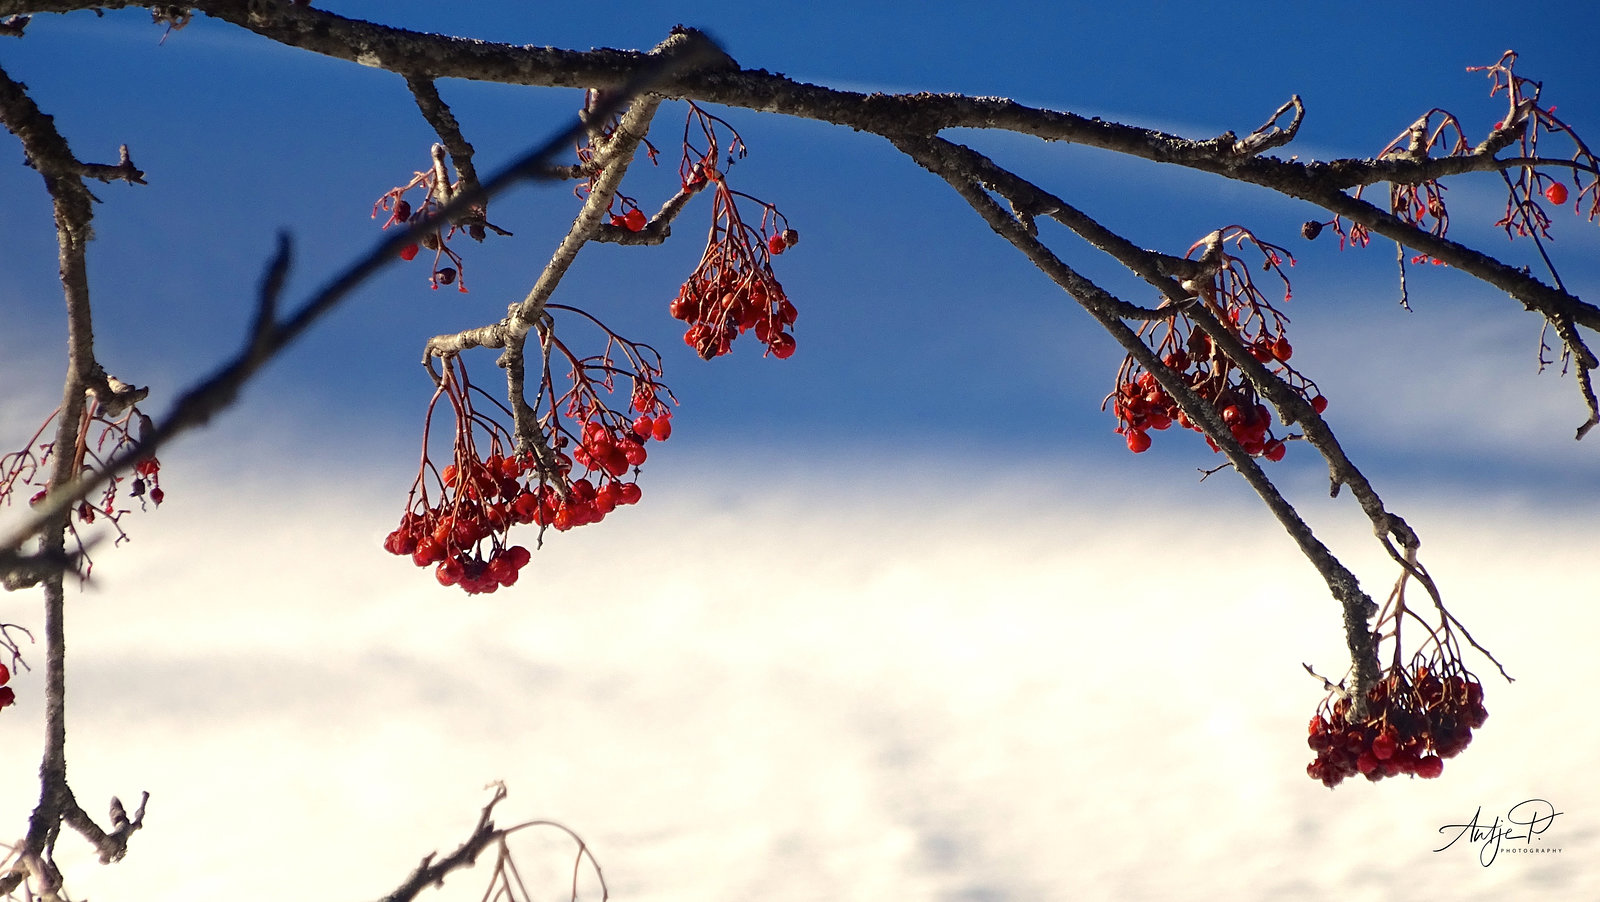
[435,267,457,286]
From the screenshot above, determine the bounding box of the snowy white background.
[1,448,1593,902]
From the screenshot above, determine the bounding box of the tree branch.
[892,132,1383,708]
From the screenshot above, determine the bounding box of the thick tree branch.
[423,85,666,462]
[0,60,150,902]
[0,28,722,595]
[6,1,1596,358]
[893,132,1384,707]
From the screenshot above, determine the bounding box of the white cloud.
[0,454,1595,901]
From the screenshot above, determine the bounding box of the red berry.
[1545,182,1569,205]
[512,492,540,524]
[767,233,787,255]
[505,545,532,569]
[669,294,697,321]
[383,529,416,556]
[435,558,464,587]
[399,244,420,261]
[394,199,412,222]
[651,414,673,441]
[1310,395,1329,414]
[0,686,13,709]
[1415,755,1444,779]
[618,482,642,505]
[769,332,797,359]
[149,487,165,505]
[620,439,647,466]
[412,536,444,567]
[0,663,8,684]
[1272,336,1293,361]
[632,414,654,439]
[1263,439,1287,462]
[623,208,647,231]
[1126,430,1152,453]
[1371,732,1397,761]
[487,555,518,586]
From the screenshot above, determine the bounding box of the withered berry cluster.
[1306,663,1487,788]
[2,401,166,580]
[373,144,507,292]
[1326,52,1598,255]
[0,661,14,712]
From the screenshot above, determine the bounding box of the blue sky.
[2,5,1599,900]
[2,1,1597,503]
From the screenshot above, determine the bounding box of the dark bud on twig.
[1301,220,1325,240]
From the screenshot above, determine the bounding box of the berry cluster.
[573,87,662,233]
[670,104,800,361]
[0,661,13,711]
[373,143,509,292]
[1324,53,1598,253]
[2,400,165,578]
[387,320,672,593]
[1110,227,1323,457]
[1306,662,1487,788]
